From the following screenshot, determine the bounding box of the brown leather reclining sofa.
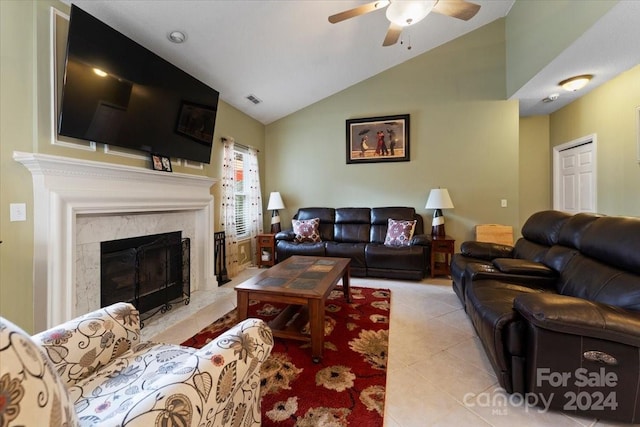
[451,210,640,423]
[275,207,431,280]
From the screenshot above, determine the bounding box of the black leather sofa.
[451,210,640,423]
[275,207,430,280]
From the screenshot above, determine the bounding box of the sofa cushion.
[365,243,425,271]
[0,317,81,427]
[521,210,571,246]
[512,238,552,262]
[334,208,371,243]
[556,252,640,311]
[370,207,418,243]
[580,216,640,275]
[384,218,416,247]
[292,218,321,243]
[556,212,602,249]
[295,208,335,241]
[465,280,548,392]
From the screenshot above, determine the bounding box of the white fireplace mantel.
[14,151,219,331]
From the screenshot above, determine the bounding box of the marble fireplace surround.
[14,151,218,331]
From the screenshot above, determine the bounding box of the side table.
[256,233,276,267]
[429,235,455,278]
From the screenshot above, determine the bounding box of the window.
[234,150,249,238]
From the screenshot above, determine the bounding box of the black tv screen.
[58,5,219,164]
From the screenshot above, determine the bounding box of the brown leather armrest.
[514,293,640,347]
[460,241,514,260]
[492,258,557,277]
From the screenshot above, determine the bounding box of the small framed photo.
[346,114,410,164]
[151,154,172,172]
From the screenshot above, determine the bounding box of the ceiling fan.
[328,0,481,47]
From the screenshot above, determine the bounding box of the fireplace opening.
[100,231,190,326]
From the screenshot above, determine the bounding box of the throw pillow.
[384,218,416,246]
[292,218,322,243]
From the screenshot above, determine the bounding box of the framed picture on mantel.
[151,154,172,172]
[346,114,410,164]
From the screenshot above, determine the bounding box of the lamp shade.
[267,192,285,210]
[425,188,454,210]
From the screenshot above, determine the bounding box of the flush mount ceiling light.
[559,74,593,92]
[168,31,186,43]
[92,68,107,77]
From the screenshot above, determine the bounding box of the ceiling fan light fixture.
[559,74,593,91]
[386,0,437,27]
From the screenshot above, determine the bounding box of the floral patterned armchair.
[0,302,273,426]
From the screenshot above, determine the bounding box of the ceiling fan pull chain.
[401,30,412,50]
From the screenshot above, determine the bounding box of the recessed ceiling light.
[559,74,593,91]
[168,31,186,44]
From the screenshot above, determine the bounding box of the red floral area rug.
[182,286,390,427]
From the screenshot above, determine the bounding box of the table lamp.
[425,188,454,237]
[267,192,285,233]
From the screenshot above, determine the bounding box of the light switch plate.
[501,199,508,208]
[10,203,27,222]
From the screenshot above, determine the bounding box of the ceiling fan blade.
[382,22,403,46]
[433,0,481,21]
[328,1,388,24]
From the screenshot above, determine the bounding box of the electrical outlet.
[10,203,27,222]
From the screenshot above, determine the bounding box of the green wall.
[0,0,37,332]
[0,0,264,332]
[519,115,551,229]
[265,20,520,245]
[549,65,640,216]
[506,0,616,97]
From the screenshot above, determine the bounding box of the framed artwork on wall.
[346,114,410,164]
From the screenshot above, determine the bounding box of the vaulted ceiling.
[68,1,640,125]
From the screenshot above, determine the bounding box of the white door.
[553,135,597,214]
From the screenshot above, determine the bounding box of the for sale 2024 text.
[537,367,618,411]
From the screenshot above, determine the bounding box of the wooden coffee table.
[235,255,351,363]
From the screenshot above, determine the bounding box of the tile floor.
[145,268,633,427]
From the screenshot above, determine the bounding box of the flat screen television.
[58,5,219,164]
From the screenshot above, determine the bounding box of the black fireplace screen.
[100,231,190,324]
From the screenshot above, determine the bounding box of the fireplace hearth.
[101,231,190,326]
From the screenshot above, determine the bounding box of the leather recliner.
[452,211,640,423]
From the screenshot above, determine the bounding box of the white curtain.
[221,137,239,278]
[246,147,264,265]
[220,139,264,277]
